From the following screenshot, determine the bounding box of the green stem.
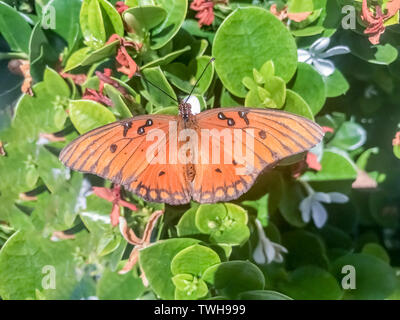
[0,52,29,60]
[298,179,314,196]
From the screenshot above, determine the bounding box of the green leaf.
[98,0,124,37]
[44,67,71,98]
[225,203,248,225]
[36,146,71,193]
[78,194,121,256]
[0,143,38,193]
[332,253,397,299]
[369,192,399,228]
[171,244,221,277]
[220,87,242,107]
[278,179,306,227]
[182,19,215,43]
[124,5,167,34]
[66,40,119,71]
[260,60,275,80]
[103,84,133,119]
[152,106,179,115]
[80,0,106,48]
[356,147,379,170]
[253,68,264,85]
[291,62,326,115]
[0,192,34,230]
[341,31,398,65]
[172,274,209,300]
[265,76,286,109]
[147,0,188,49]
[318,225,352,250]
[213,7,298,97]
[210,204,249,245]
[0,1,32,54]
[97,268,145,300]
[242,77,258,91]
[324,69,349,98]
[362,243,390,264]
[142,45,190,69]
[288,0,313,13]
[211,223,250,246]
[80,40,119,66]
[164,56,215,95]
[239,290,292,300]
[43,0,82,49]
[242,193,269,227]
[207,261,265,299]
[177,207,202,237]
[31,173,84,230]
[69,100,116,134]
[284,89,314,120]
[328,122,366,151]
[291,25,325,37]
[245,88,266,108]
[140,66,177,107]
[394,144,400,159]
[0,231,80,299]
[278,266,342,300]
[195,204,227,234]
[282,230,329,270]
[195,203,250,245]
[64,47,92,72]
[139,238,200,300]
[12,82,68,140]
[29,23,59,82]
[302,149,357,181]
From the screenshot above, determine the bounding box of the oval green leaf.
[171,244,221,277]
[148,0,187,49]
[69,100,116,134]
[332,253,397,299]
[213,7,298,97]
[291,62,326,115]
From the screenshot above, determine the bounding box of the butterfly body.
[60,103,324,205]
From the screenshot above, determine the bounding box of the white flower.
[253,220,288,264]
[297,37,350,77]
[299,192,349,228]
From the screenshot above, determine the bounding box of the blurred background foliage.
[0,0,399,300]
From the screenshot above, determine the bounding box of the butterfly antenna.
[136,72,180,104]
[184,57,215,104]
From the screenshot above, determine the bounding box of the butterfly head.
[179,101,192,122]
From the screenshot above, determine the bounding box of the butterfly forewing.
[59,115,191,205]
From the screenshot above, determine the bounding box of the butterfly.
[59,102,324,205]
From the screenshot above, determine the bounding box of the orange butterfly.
[59,102,324,205]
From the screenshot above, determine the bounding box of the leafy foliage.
[0,0,400,300]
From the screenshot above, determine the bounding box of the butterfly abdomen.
[186,164,196,182]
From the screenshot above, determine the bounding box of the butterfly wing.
[59,115,191,205]
[191,107,324,203]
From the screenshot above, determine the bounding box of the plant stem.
[0,52,29,60]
